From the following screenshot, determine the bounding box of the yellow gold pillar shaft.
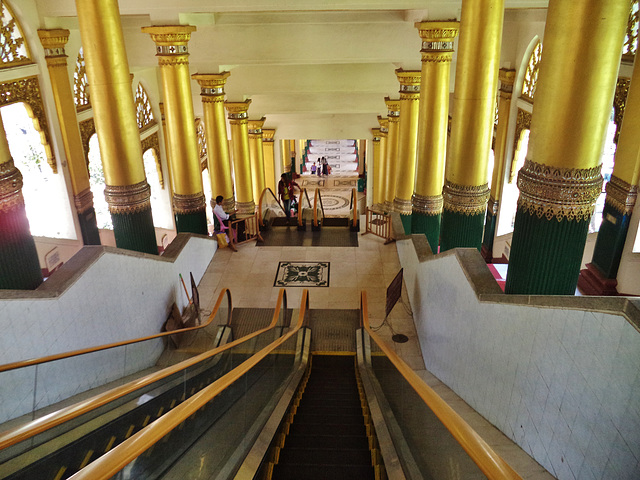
[192,72,235,213]
[225,100,254,214]
[262,128,277,193]
[377,117,389,210]
[142,25,205,219]
[371,128,383,208]
[384,98,401,211]
[393,69,421,216]
[413,22,459,215]
[248,118,267,205]
[489,68,516,213]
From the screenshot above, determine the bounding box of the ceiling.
[36,0,549,139]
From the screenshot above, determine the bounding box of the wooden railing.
[68,290,310,480]
[359,291,522,480]
[230,213,263,248]
[0,289,287,450]
[362,207,393,244]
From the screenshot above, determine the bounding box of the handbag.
[216,232,228,248]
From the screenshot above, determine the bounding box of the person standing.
[278,173,300,218]
[322,157,328,176]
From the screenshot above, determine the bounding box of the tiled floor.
[198,226,555,480]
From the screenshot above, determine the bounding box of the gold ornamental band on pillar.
[394,69,421,219]
[192,72,235,213]
[225,100,255,215]
[104,180,153,214]
[141,25,206,222]
[384,98,401,212]
[442,181,491,216]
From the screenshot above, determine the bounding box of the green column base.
[175,209,208,236]
[400,213,412,235]
[411,211,440,253]
[78,208,101,246]
[481,209,497,261]
[591,202,630,279]
[440,209,485,252]
[505,206,589,295]
[0,206,43,289]
[112,207,158,255]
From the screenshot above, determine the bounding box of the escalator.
[0,289,293,480]
[42,290,522,480]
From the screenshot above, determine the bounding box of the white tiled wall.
[0,236,217,423]
[397,241,640,480]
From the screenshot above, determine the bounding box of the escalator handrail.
[0,289,234,375]
[359,291,522,480]
[297,188,312,227]
[350,187,357,228]
[0,289,288,450]
[68,290,310,480]
[257,187,286,226]
[313,188,324,227]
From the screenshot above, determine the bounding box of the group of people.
[310,157,330,177]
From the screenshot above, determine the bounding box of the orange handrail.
[350,187,358,228]
[313,188,324,227]
[68,290,309,480]
[257,187,285,227]
[359,291,521,480]
[0,289,288,450]
[297,188,311,227]
[0,290,233,375]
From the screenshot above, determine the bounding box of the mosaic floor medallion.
[321,194,350,211]
[274,261,330,287]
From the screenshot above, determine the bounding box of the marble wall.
[0,234,217,423]
[397,238,640,480]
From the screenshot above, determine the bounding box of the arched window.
[135,83,155,131]
[623,0,639,60]
[143,148,172,229]
[74,48,90,111]
[1,103,75,238]
[0,2,32,68]
[590,109,617,233]
[521,41,542,102]
[87,134,111,229]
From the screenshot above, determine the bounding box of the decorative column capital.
[225,100,251,123]
[516,159,603,221]
[141,25,196,65]
[498,68,517,99]
[37,29,70,66]
[0,159,24,212]
[415,21,459,63]
[192,72,231,103]
[395,69,421,100]
[377,116,389,135]
[262,128,276,142]
[371,127,381,141]
[384,97,401,122]
[248,117,266,136]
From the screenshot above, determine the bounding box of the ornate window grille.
[623,0,639,61]
[0,1,32,68]
[135,83,156,131]
[74,48,90,111]
[521,41,542,103]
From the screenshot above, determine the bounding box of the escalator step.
[272,464,374,480]
[289,421,366,437]
[278,446,372,466]
[293,413,364,426]
[285,433,369,450]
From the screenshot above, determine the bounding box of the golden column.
[38,29,101,246]
[506,0,629,295]
[262,128,277,193]
[142,25,207,235]
[76,0,156,254]
[384,98,401,211]
[225,100,254,215]
[412,22,459,252]
[0,114,43,289]
[394,70,421,232]
[376,116,389,211]
[192,72,235,213]
[370,128,383,208]
[481,68,515,262]
[580,53,640,295]
[440,0,505,252]
[248,117,267,204]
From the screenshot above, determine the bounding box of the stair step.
[278,446,372,466]
[285,433,369,450]
[272,464,374,480]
